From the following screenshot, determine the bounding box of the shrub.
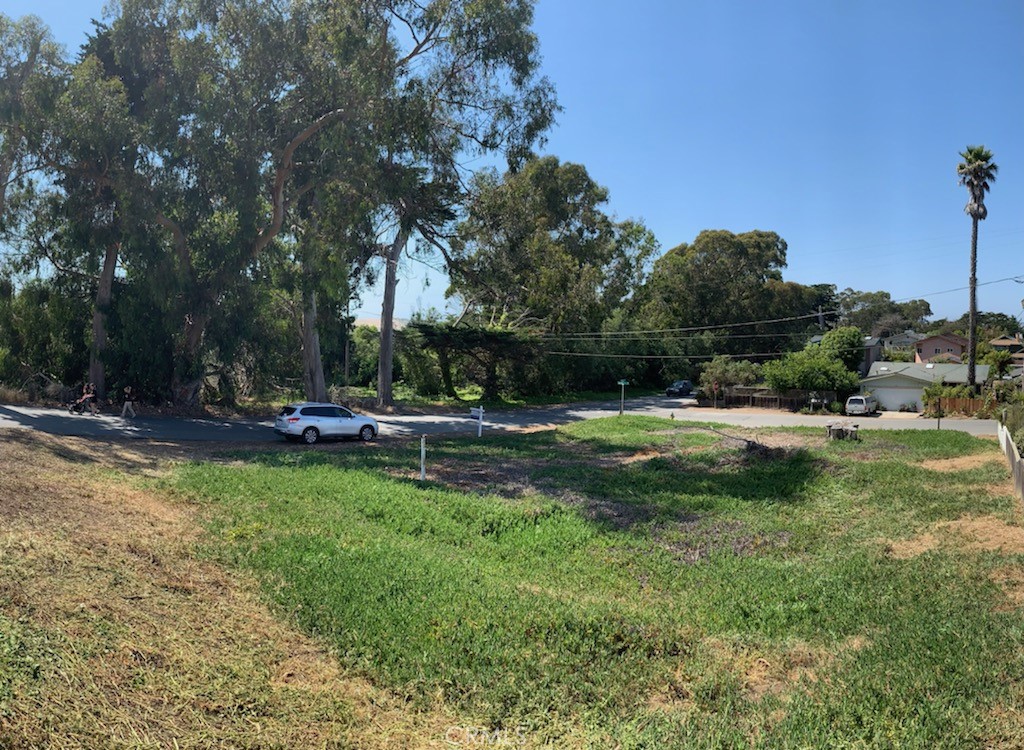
[0,385,29,404]
[1004,404,1024,435]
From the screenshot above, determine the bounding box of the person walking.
[85,382,98,416]
[121,385,137,419]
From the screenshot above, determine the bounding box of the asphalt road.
[0,398,999,442]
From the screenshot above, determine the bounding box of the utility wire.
[534,310,831,339]
[532,273,1024,341]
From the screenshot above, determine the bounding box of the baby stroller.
[68,384,97,415]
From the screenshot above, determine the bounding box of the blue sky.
[9,0,1023,325]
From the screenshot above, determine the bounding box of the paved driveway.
[0,399,998,442]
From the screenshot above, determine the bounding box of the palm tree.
[957,145,998,387]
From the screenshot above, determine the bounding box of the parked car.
[665,379,694,397]
[274,402,378,444]
[844,394,878,416]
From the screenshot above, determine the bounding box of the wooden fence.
[722,393,805,411]
[936,397,986,415]
[997,422,1024,503]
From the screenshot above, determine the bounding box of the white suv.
[274,403,378,444]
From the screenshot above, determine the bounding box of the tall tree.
[957,145,998,387]
[0,13,63,220]
[450,157,656,333]
[836,289,931,335]
[5,50,139,400]
[82,0,394,406]
[370,0,558,407]
[633,229,829,366]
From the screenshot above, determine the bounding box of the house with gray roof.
[860,362,990,412]
[883,329,925,351]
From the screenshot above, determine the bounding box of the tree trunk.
[377,228,410,408]
[301,285,328,402]
[0,143,16,218]
[88,243,118,400]
[483,358,500,401]
[172,309,209,409]
[437,347,459,399]
[967,216,978,388]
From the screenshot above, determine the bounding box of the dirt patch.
[919,453,1005,472]
[744,432,822,451]
[511,423,560,434]
[990,567,1024,612]
[0,429,471,749]
[982,482,1018,498]
[409,460,544,499]
[737,636,868,701]
[621,447,663,464]
[888,515,1024,559]
[653,519,792,565]
[651,636,867,712]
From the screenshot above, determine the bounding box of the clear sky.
[8,0,1023,325]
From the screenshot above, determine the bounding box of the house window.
[947,348,954,352]
[934,348,941,354]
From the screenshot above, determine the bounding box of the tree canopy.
[449,156,657,333]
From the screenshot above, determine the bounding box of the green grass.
[164,417,1024,747]
[226,385,641,418]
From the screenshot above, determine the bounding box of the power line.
[546,338,892,361]
[531,273,1024,342]
[546,351,779,360]
[535,310,830,340]
[891,274,1024,304]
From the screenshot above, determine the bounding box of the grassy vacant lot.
[3,418,1024,748]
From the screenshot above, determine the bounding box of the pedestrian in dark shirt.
[121,385,137,418]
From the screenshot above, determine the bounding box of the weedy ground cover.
[156,417,1024,748]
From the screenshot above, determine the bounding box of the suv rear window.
[279,406,297,416]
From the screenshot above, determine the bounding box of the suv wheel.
[359,425,375,442]
[302,427,320,444]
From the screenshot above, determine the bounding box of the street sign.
[617,379,629,385]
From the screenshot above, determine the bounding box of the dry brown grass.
[646,634,869,719]
[919,453,1006,472]
[887,515,1024,560]
[0,430,488,749]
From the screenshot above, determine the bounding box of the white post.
[420,435,426,481]
[477,406,484,438]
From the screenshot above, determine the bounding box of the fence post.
[997,423,1024,505]
[470,406,484,437]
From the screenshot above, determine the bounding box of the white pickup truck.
[845,394,878,415]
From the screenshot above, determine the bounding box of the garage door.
[868,386,924,412]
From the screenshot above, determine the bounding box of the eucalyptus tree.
[368,0,558,406]
[438,157,655,395]
[285,182,378,403]
[637,230,788,336]
[450,157,656,333]
[82,0,554,407]
[73,0,397,405]
[3,43,143,399]
[0,13,63,220]
[957,145,998,387]
[372,166,456,406]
